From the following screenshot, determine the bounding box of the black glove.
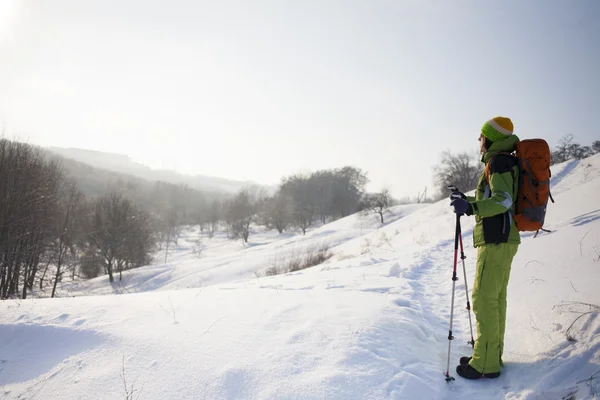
[450,198,473,216]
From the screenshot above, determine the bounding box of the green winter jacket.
[467,135,521,248]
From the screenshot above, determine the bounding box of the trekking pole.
[444,185,476,381]
[444,211,460,382]
[458,218,475,348]
[447,186,476,345]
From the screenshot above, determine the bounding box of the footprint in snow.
[394,298,411,308]
[387,263,402,277]
[553,323,562,331]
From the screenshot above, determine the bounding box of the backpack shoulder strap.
[484,152,516,182]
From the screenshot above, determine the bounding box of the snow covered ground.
[1,155,600,399]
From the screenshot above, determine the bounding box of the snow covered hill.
[1,155,600,399]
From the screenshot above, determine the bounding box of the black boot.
[456,364,500,380]
[461,356,504,367]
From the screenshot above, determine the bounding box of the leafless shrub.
[378,232,395,251]
[361,233,394,255]
[159,296,179,324]
[577,369,600,397]
[267,243,332,276]
[289,244,332,272]
[580,229,591,256]
[265,265,283,276]
[414,232,429,246]
[554,301,600,342]
[360,238,373,255]
[120,356,143,400]
[192,236,204,258]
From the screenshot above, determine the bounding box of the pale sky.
[1,0,599,198]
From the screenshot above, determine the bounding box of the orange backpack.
[485,139,554,235]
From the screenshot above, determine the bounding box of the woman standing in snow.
[450,116,521,380]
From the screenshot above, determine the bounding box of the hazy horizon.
[46,144,270,187]
[1,0,599,198]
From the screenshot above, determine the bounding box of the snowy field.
[1,155,600,399]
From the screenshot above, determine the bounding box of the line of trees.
[272,166,370,234]
[49,155,234,264]
[203,166,372,242]
[0,140,170,299]
[551,135,600,165]
[0,138,381,298]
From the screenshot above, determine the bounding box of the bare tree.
[433,150,482,200]
[417,187,428,204]
[330,166,369,218]
[0,140,65,299]
[226,187,265,243]
[310,170,335,224]
[551,134,575,165]
[87,193,127,283]
[277,167,369,231]
[267,191,293,233]
[86,193,156,283]
[119,211,156,277]
[281,176,315,235]
[292,202,314,235]
[50,181,85,298]
[161,207,181,263]
[362,189,391,224]
[207,200,221,238]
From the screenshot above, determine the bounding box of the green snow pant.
[469,243,519,374]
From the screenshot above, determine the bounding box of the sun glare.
[0,0,17,34]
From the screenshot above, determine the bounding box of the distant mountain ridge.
[47,147,269,194]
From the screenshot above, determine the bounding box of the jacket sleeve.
[470,158,515,218]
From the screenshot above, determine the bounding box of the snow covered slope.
[1,155,599,399]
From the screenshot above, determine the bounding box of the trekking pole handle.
[447,185,467,201]
[448,185,467,212]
